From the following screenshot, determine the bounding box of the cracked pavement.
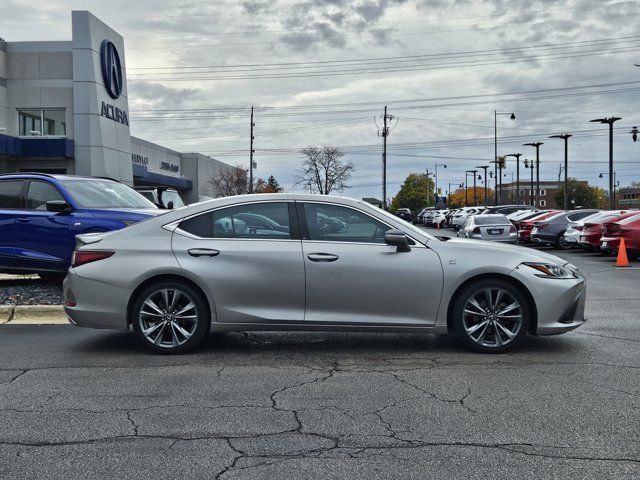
[0,249,639,479]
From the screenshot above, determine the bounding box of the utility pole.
[376,106,396,210]
[466,170,478,205]
[590,117,622,209]
[464,172,469,207]
[476,165,490,207]
[505,154,522,204]
[524,159,535,206]
[524,142,543,206]
[494,111,516,205]
[249,106,255,193]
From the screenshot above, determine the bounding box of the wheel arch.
[446,273,538,335]
[126,274,213,327]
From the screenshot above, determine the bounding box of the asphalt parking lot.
[0,232,639,479]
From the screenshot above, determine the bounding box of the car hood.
[442,237,570,265]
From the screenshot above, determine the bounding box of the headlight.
[122,220,138,226]
[522,262,576,279]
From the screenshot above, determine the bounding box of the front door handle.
[188,248,220,257]
[16,217,30,223]
[307,253,339,262]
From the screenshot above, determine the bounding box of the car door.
[299,201,443,326]
[171,201,306,324]
[0,179,25,269]
[13,180,73,271]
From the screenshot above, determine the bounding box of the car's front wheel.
[451,279,531,353]
[131,281,210,354]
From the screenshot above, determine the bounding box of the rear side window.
[26,181,64,210]
[179,202,291,239]
[0,180,23,209]
[567,211,594,221]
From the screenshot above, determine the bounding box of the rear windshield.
[475,215,509,225]
[618,212,640,225]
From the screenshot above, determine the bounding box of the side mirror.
[166,201,174,210]
[46,200,72,213]
[385,229,411,252]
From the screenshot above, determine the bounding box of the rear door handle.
[16,217,30,223]
[307,253,339,262]
[188,248,220,257]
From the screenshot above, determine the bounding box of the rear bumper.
[63,270,130,330]
[531,231,558,244]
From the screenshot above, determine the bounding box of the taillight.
[72,250,114,268]
[510,225,516,234]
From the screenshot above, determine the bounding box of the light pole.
[590,117,622,210]
[549,133,572,210]
[504,153,522,204]
[464,172,470,206]
[476,165,490,207]
[466,170,479,205]
[494,111,516,205]
[523,159,536,206]
[523,142,543,206]
[435,163,447,206]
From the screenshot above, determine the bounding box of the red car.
[579,211,634,251]
[600,212,640,259]
[518,210,560,242]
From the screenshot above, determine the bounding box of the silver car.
[457,214,518,243]
[64,194,586,354]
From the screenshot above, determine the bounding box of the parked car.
[0,173,162,279]
[432,209,449,228]
[457,214,517,243]
[600,212,640,259]
[579,211,635,251]
[451,207,480,230]
[417,208,430,224]
[507,209,538,223]
[530,209,599,249]
[64,194,586,354]
[136,187,186,210]
[517,210,560,242]
[481,205,530,216]
[395,208,413,222]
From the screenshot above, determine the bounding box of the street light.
[476,165,490,207]
[523,159,536,206]
[590,117,622,210]
[504,153,522,204]
[494,111,516,205]
[631,126,638,142]
[435,163,447,207]
[466,170,479,205]
[599,172,619,208]
[523,142,543,207]
[549,133,572,210]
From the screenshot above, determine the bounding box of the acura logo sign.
[100,40,123,99]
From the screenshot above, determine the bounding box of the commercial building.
[0,11,234,203]
[618,186,640,209]
[500,180,589,209]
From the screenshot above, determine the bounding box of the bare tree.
[296,146,354,194]
[208,165,248,197]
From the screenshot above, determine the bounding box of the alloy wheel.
[462,287,523,348]
[138,288,199,349]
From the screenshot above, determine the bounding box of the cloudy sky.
[3,0,640,201]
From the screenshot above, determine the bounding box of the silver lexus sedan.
[63,194,586,354]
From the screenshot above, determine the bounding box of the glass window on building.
[18,109,66,136]
[43,110,66,136]
[18,110,42,136]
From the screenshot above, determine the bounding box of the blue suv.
[0,173,162,280]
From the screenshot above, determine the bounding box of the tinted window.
[567,211,594,221]
[304,203,390,243]
[179,202,291,239]
[0,180,23,209]
[26,181,64,210]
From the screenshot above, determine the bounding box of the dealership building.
[0,11,234,203]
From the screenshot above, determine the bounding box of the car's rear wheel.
[131,281,209,354]
[451,279,531,353]
[557,234,572,250]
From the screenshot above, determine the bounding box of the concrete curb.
[1,305,67,325]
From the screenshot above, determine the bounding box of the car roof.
[0,172,119,182]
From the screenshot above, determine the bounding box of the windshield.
[61,180,157,209]
[161,189,186,208]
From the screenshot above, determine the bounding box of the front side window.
[179,202,291,239]
[0,180,24,209]
[303,203,390,243]
[26,181,64,210]
[59,179,156,209]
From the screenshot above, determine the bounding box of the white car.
[432,209,449,227]
[452,208,480,230]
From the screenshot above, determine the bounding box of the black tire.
[556,233,572,250]
[450,278,531,353]
[38,272,67,282]
[131,280,210,354]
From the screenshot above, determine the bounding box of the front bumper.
[510,264,586,335]
[63,269,130,330]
